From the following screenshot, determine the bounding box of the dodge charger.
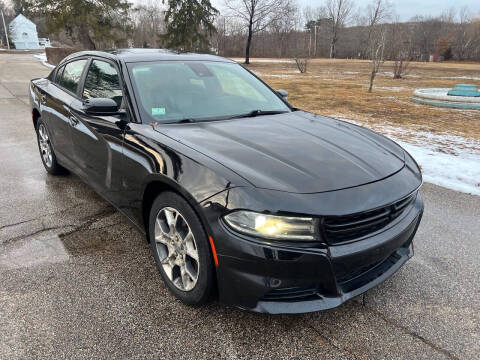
[29,49,424,313]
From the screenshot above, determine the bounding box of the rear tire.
[149,191,214,306]
[36,118,67,175]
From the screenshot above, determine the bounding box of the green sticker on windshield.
[152,107,166,116]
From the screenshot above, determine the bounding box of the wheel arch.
[32,108,41,130]
[141,176,214,244]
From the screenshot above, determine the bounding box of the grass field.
[236,58,480,152]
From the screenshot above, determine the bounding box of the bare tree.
[454,7,474,60]
[325,0,354,58]
[224,0,294,64]
[294,57,308,73]
[361,0,391,58]
[268,2,299,57]
[392,56,410,79]
[132,0,166,48]
[390,18,413,78]
[368,25,386,92]
[303,6,316,27]
[361,0,390,91]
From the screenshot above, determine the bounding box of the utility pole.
[1,9,9,50]
[313,24,318,57]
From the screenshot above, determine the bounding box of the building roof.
[9,14,36,30]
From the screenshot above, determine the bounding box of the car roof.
[61,48,236,64]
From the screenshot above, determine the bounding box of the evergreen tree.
[29,0,131,49]
[163,0,218,52]
[11,0,29,15]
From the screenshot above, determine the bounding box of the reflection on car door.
[44,59,88,166]
[69,58,126,203]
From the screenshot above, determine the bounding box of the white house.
[8,14,40,50]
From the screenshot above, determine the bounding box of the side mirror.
[277,89,288,101]
[83,98,119,115]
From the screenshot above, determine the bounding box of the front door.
[69,58,126,202]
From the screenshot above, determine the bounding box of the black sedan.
[29,49,423,314]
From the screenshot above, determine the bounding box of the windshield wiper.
[228,110,289,119]
[173,111,288,123]
[177,118,197,123]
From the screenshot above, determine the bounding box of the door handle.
[69,115,79,126]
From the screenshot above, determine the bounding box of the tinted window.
[83,60,123,107]
[58,59,88,94]
[55,65,65,83]
[128,61,289,123]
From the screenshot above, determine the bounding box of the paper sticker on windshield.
[152,107,166,116]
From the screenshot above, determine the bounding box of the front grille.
[261,286,318,301]
[322,193,416,244]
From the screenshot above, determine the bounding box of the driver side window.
[83,60,123,108]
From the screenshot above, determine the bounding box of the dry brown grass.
[238,58,480,144]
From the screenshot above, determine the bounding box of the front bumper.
[211,192,424,314]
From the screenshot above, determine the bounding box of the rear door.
[42,59,88,166]
[69,58,126,202]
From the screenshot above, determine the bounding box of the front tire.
[149,191,214,306]
[36,119,67,175]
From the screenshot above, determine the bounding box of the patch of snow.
[253,71,335,79]
[33,53,55,68]
[437,76,480,81]
[310,75,336,80]
[344,71,360,75]
[331,115,480,196]
[374,86,409,92]
[378,71,394,77]
[252,71,294,78]
[398,141,480,195]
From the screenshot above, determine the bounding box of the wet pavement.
[1,53,479,359]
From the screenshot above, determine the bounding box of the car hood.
[155,111,406,193]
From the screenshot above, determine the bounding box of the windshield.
[127,61,290,123]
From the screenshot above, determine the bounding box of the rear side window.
[57,59,88,94]
[55,65,65,83]
[83,60,123,107]
[55,66,65,84]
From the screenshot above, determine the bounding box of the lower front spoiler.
[251,244,413,314]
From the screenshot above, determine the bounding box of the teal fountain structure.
[412,84,480,109]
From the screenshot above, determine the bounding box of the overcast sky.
[212,0,480,22]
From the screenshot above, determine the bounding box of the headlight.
[223,211,317,241]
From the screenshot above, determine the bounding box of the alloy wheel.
[38,124,53,168]
[154,207,200,291]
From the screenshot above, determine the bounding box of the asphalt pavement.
[0,52,479,360]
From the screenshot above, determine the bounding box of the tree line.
[1,0,479,63]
